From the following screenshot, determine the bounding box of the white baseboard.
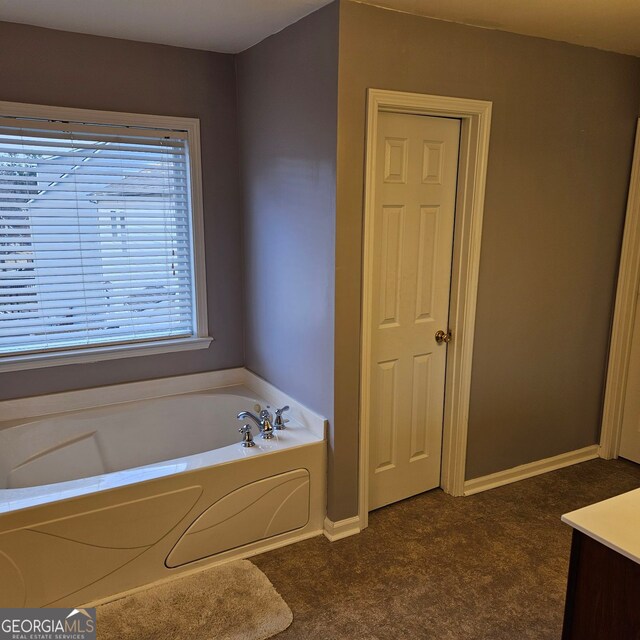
[463,445,600,496]
[323,515,362,542]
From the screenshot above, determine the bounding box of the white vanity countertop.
[562,487,640,565]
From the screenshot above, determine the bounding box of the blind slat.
[1,264,190,277]
[0,118,189,141]
[0,309,193,334]
[0,188,186,198]
[0,176,187,187]
[0,333,192,355]
[0,137,185,152]
[0,291,193,311]
[0,148,187,161]
[0,188,188,198]
[1,201,189,211]
[0,157,188,170]
[0,308,193,333]
[0,327,192,346]
[2,214,189,224]
[0,312,193,332]
[0,241,188,249]
[1,256,192,266]
[0,225,189,239]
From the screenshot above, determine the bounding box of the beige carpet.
[97,560,293,640]
[252,458,640,639]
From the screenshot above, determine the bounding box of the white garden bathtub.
[0,369,326,608]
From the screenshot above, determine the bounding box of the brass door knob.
[435,329,452,345]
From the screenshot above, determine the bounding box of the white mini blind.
[0,117,197,356]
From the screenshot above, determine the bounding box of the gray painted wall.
[333,0,640,519]
[236,3,338,424]
[2,5,640,524]
[0,22,244,399]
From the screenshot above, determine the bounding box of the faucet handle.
[238,424,255,447]
[274,405,290,430]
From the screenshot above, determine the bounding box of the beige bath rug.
[96,560,293,640]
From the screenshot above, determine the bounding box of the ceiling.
[359,0,640,56]
[0,0,333,54]
[0,0,638,56]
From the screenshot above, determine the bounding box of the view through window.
[0,117,198,357]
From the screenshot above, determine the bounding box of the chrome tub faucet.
[237,409,274,439]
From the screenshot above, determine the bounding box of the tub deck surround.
[0,369,326,607]
[0,388,322,514]
[0,367,326,437]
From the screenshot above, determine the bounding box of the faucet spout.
[237,411,261,428]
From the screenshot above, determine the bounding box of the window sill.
[0,337,213,373]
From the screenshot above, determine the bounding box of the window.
[0,102,209,371]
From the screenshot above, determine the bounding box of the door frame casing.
[359,89,492,528]
[600,119,640,459]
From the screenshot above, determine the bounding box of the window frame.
[0,101,211,372]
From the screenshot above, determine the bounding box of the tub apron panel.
[166,469,310,567]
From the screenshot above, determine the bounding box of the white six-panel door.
[368,112,460,510]
[620,284,640,463]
